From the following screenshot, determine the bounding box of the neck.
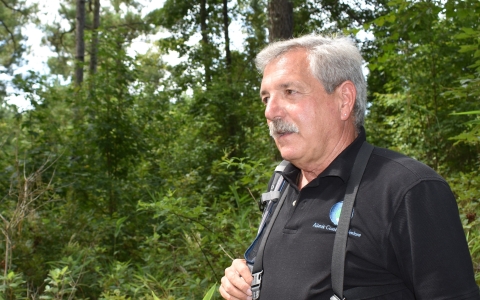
[297,125,358,189]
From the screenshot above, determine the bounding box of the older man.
[219,34,479,300]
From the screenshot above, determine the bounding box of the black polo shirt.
[255,128,479,299]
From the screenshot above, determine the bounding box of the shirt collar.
[282,127,367,187]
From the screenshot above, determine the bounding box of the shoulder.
[368,146,446,185]
[360,145,451,211]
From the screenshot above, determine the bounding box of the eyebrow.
[260,82,298,97]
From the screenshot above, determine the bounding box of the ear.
[336,81,356,121]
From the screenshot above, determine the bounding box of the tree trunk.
[268,0,293,42]
[89,0,100,75]
[200,0,211,85]
[223,0,231,71]
[75,0,86,86]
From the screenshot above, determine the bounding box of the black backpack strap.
[259,160,289,211]
[244,160,290,300]
[251,184,290,299]
[331,142,374,300]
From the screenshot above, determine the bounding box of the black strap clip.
[251,270,263,300]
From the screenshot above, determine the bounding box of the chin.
[278,149,300,162]
[276,139,303,161]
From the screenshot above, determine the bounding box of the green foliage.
[0,271,26,300]
[1,0,479,298]
[0,0,36,72]
[293,0,389,34]
[450,111,480,144]
[364,0,479,174]
[447,23,480,146]
[41,266,78,299]
[448,170,480,283]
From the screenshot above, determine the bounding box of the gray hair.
[255,34,367,129]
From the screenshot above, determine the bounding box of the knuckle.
[221,276,233,291]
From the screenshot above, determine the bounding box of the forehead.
[260,49,318,91]
[264,49,310,74]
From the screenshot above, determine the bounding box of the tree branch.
[0,19,18,52]
[0,0,27,14]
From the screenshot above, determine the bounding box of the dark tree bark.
[200,0,211,85]
[268,0,293,42]
[75,0,86,86]
[222,0,231,70]
[89,0,100,75]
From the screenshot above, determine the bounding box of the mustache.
[268,119,299,139]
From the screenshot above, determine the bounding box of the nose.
[264,94,283,121]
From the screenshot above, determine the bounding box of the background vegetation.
[0,0,478,299]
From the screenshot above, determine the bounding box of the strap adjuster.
[261,191,280,203]
[259,191,280,211]
[251,271,263,300]
[330,294,345,300]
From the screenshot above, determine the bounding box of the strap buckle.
[259,190,280,211]
[330,294,345,300]
[251,271,263,300]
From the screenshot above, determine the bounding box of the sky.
[3,0,245,111]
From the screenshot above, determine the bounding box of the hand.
[219,259,253,300]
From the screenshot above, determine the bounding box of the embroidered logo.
[312,201,361,237]
[329,201,353,226]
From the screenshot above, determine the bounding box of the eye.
[286,89,296,95]
[261,96,269,105]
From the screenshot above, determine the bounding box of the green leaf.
[386,14,396,23]
[451,111,480,115]
[461,27,477,35]
[202,284,217,300]
[151,291,161,300]
[459,45,478,53]
[374,16,385,27]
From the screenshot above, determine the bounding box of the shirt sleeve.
[388,179,479,299]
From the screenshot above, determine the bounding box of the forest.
[0,0,479,299]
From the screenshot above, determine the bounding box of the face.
[260,49,347,170]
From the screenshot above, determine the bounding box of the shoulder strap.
[248,160,290,300]
[330,142,374,300]
[259,160,289,211]
[251,185,290,299]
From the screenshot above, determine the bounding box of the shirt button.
[293,200,297,206]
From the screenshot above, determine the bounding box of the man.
[219,34,479,299]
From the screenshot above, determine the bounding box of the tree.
[89,0,100,74]
[0,0,36,100]
[2,0,479,298]
[43,0,151,82]
[75,0,85,85]
[222,0,232,72]
[291,0,389,37]
[364,0,478,174]
[200,0,212,85]
[0,0,35,71]
[268,0,293,41]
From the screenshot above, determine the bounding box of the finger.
[232,259,253,285]
[224,267,252,298]
[219,283,241,300]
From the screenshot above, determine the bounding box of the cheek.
[294,104,320,129]
[298,105,338,137]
